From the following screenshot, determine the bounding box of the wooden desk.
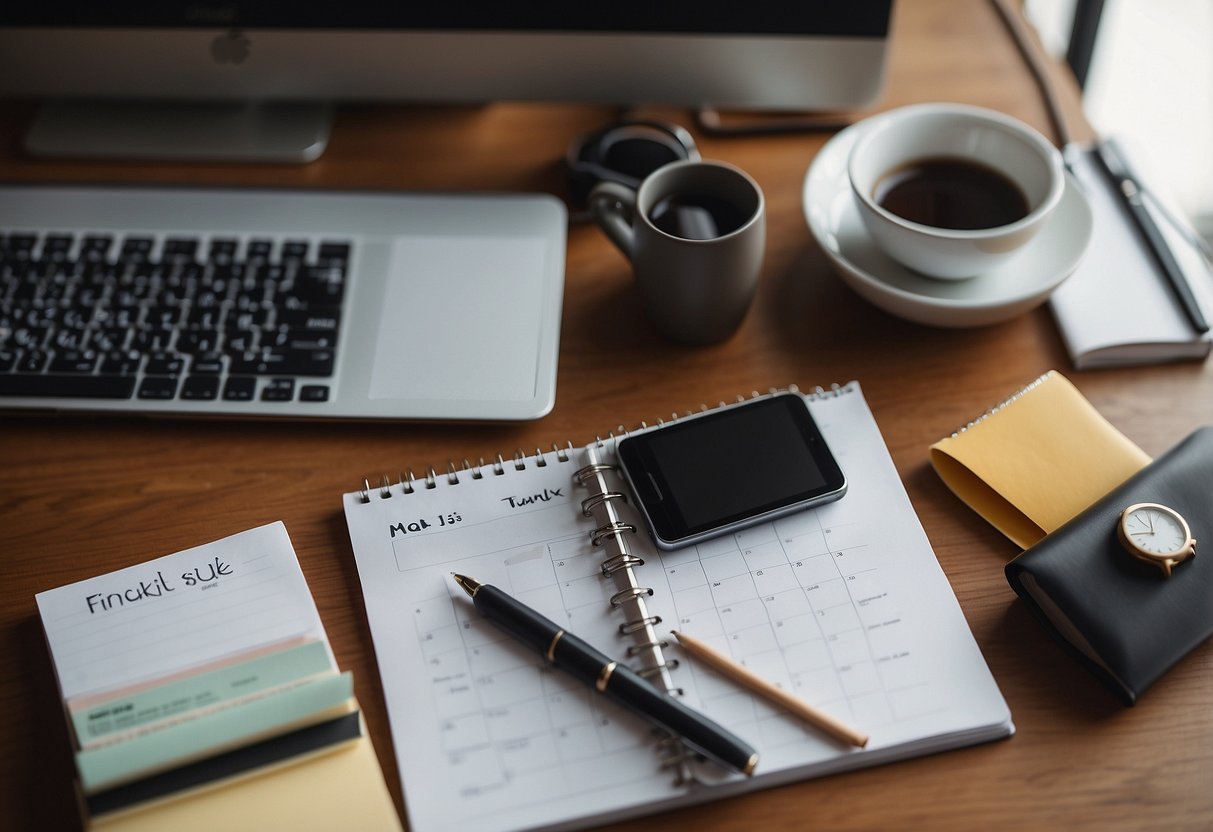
[2,2,1210,829]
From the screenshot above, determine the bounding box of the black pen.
[452,574,758,776]
[1094,138,1210,334]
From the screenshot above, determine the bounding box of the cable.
[991,0,1213,261]
[989,0,1073,148]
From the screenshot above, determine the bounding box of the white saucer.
[802,117,1094,327]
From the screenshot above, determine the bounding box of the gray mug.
[588,160,765,344]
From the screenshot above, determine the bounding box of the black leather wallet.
[1005,426,1212,705]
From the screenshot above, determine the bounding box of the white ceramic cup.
[847,103,1065,280]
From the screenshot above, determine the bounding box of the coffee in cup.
[847,103,1065,280]
[873,156,1030,230]
[647,192,753,240]
[588,160,765,344]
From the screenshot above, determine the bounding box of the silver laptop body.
[0,184,566,420]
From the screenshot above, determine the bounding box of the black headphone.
[566,119,700,215]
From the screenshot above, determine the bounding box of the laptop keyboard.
[0,231,349,404]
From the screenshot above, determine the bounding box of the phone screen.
[617,393,846,549]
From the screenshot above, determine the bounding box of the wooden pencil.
[671,629,869,748]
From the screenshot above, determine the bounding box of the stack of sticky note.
[35,521,400,831]
[929,371,1151,549]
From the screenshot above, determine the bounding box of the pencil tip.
[743,753,759,777]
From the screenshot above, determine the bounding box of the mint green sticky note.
[72,640,334,745]
[76,670,353,793]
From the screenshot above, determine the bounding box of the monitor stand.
[24,100,331,163]
[694,107,855,137]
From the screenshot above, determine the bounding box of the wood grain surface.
[2,2,1210,829]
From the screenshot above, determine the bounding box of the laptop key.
[224,331,258,354]
[49,349,99,373]
[299,384,329,402]
[12,327,48,350]
[42,235,75,260]
[317,243,351,265]
[129,326,175,352]
[181,375,220,400]
[51,328,86,352]
[5,234,37,257]
[281,241,309,262]
[88,329,128,353]
[138,376,179,399]
[18,349,49,373]
[268,328,336,351]
[228,308,269,330]
[118,237,152,261]
[223,376,256,401]
[145,306,183,328]
[230,349,335,377]
[278,306,340,330]
[246,240,273,262]
[100,350,142,375]
[190,354,225,374]
[208,239,238,263]
[162,238,199,261]
[186,307,224,328]
[82,235,114,261]
[176,330,220,354]
[0,373,137,399]
[144,352,185,375]
[291,266,346,302]
[261,378,295,401]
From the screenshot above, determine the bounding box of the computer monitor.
[0,3,894,161]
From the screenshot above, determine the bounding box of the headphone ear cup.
[566,121,699,210]
[566,126,617,209]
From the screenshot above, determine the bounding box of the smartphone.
[617,393,846,550]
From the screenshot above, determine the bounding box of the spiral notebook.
[342,383,1012,832]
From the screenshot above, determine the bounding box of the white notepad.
[1049,142,1213,368]
[36,522,333,705]
[343,383,1012,832]
[35,522,403,831]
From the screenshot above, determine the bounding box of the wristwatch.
[1117,502,1197,577]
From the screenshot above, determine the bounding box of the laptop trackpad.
[368,235,550,402]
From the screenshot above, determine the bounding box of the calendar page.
[343,383,1012,832]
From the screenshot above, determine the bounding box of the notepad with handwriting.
[36,522,401,831]
[343,383,1012,832]
[38,522,332,708]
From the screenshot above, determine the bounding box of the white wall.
[1027,0,1213,236]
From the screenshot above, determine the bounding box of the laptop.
[0,184,566,420]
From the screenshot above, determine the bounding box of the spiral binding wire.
[355,383,854,503]
[357,442,573,502]
[352,383,853,782]
[946,371,1054,439]
[575,441,693,782]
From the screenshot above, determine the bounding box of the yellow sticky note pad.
[89,734,401,832]
[930,371,1151,549]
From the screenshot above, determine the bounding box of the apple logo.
[210,30,251,65]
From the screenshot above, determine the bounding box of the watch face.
[1122,505,1189,556]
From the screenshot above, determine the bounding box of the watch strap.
[1005,426,1213,705]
